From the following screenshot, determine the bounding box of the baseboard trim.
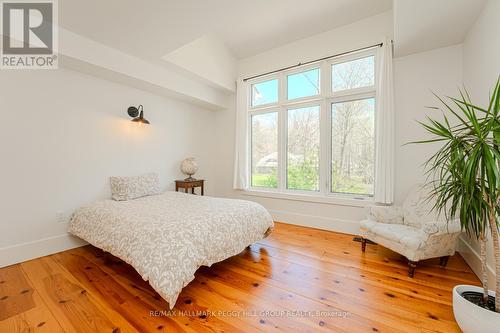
[268,209,360,235]
[458,235,496,288]
[0,234,87,268]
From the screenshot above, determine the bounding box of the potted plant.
[414,78,500,332]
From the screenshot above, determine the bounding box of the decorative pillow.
[110,172,161,201]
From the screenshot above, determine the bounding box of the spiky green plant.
[413,77,500,312]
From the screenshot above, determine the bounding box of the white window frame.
[246,48,378,205]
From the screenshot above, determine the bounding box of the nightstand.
[175,179,204,195]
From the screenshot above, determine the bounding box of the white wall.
[1,4,491,274]
[394,44,463,203]
[59,28,230,110]
[237,11,393,79]
[214,11,394,233]
[463,0,500,98]
[0,68,216,267]
[162,35,237,92]
[459,0,500,287]
[393,0,486,57]
[214,13,464,235]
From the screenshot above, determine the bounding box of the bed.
[69,191,274,308]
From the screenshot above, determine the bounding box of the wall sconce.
[127,105,150,124]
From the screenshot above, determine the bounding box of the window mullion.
[318,61,329,195]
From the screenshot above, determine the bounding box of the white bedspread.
[69,191,274,308]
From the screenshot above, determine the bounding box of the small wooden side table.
[175,179,204,195]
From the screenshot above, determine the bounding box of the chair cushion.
[360,220,424,251]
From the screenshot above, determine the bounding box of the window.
[287,68,320,100]
[248,50,377,199]
[287,105,320,191]
[331,98,375,195]
[251,79,278,106]
[251,112,278,188]
[332,56,374,92]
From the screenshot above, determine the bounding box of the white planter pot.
[453,285,500,333]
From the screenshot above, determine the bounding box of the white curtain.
[374,38,395,204]
[233,79,249,190]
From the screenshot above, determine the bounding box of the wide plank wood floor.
[1,222,479,332]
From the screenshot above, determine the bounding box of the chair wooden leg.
[361,238,367,252]
[408,260,418,278]
[439,255,450,267]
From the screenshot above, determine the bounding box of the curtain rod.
[243,42,383,82]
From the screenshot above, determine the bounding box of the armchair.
[359,186,462,277]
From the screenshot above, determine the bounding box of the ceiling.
[59,0,392,62]
[394,0,487,57]
[56,0,488,109]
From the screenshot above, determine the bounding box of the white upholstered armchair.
[359,186,462,277]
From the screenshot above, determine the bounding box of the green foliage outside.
[252,163,373,194]
[331,174,372,194]
[331,161,373,195]
[252,149,373,194]
[287,162,319,191]
[252,170,277,188]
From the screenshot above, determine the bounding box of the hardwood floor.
[0,222,479,332]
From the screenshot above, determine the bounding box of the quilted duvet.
[69,191,274,308]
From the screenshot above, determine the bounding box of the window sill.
[242,189,373,207]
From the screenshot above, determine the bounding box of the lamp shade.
[131,110,150,124]
[181,157,198,181]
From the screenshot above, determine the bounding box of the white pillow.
[110,172,160,201]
